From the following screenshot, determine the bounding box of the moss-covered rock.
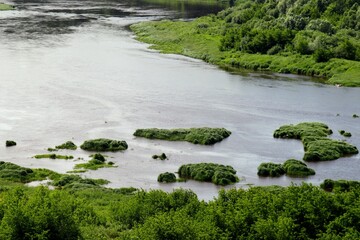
[152,153,167,160]
[134,127,231,145]
[157,172,176,183]
[80,138,128,151]
[321,179,360,192]
[274,122,358,161]
[257,163,285,177]
[178,163,238,185]
[282,159,315,177]
[5,140,16,147]
[55,141,77,150]
[33,154,74,160]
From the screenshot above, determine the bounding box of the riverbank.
[131,17,360,87]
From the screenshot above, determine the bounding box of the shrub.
[157,172,176,183]
[55,141,77,150]
[282,159,315,177]
[80,138,128,151]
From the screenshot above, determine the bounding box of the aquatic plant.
[257,162,285,177]
[33,154,74,160]
[178,163,238,185]
[80,138,128,151]
[74,153,115,171]
[134,127,231,145]
[0,3,14,11]
[5,140,16,147]
[152,153,167,160]
[157,172,176,183]
[55,141,77,150]
[339,130,352,137]
[282,159,315,177]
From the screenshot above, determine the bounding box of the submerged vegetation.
[134,127,231,145]
[274,122,358,161]
[55,141,77,150]
[131,0,360,86]
[80,138,128,151]
[178,163,239,185]
[33,154,74,160]
[258,159,315,177]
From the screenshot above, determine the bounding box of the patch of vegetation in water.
[178,163,238,185]
[80,138,128,151]
[157,172,176,183]
[33,154,74,160]
[134,127,231,145]
[74,153,116,171]
[339,130,352,137]
[353,114,359,118]
[257,162,285,177]
[0,3,14,10]
[55,141,77,150]
[321,179,360,192]
[52,174,109,190]
[47,148,58,152]
[5,140,16,147]
[274,122,358,161]
[282,159,315,177]
[152,153,167,160]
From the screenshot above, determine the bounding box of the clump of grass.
[47,148,58,152]
[80,138,128,151]
[74,153,116,171]
[55,141,77,150]
[0,3,14,11]
[257,163,285,177]
[134,127,231,145]
[152,153,167,160]
[353,114,359,118]
[33,154,74,160]
[178,163,238,185]
[6,140,16,147]
[321,179,360,192]
[157,172,176,183]
[274,122,358,161]
[52,174,109,190]
[339,130,352,137]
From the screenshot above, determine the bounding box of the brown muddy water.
[0,0,359,200]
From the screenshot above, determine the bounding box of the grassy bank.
[131,1,360,87]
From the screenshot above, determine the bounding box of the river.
[1,0,359,200]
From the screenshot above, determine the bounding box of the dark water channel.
[0,0,359,200]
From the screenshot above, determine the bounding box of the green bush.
[5,140,16,147]
[55,141,77,150]
[282,159,315,177]
[157,172,177,183]
[257,162,285,177]
[134,127,231,145]
[33,154,74,160]
[320,179,360,192]
[80,138,128,151]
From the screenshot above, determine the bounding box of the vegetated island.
[80,138,128,151]
[131,0,360,87]
[33,154,74,160]
[74,153,116,171]
[55,141,77,150]
[5,140,16,147]
[274,122,358,161]
[0,3,14,10]
[134,127,231,145]
[157,172,177,183]
[258,159,315,177]
[178,163,239,185]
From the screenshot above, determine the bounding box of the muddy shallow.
[1,0,359,200]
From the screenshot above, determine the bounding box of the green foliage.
[258,159,315,177]
[5,140,16,147]
[354,114,359,118]
[178,163,239,185]
[0,3,14,10]
[55,141,77,150]
[47,148,58,152]
[80,138,128,151]
[157,172,177,183]
[339,130,352,137]
[74,153,115,171]
[257,162,285,177]
[274,122,358,161]
[52,174,109,190]
[152,153,167,160]
[321,179,360,192]
[33,154,74,160]
[134,127,231,145]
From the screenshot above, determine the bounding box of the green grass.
[134,127,231,145]
[157,172,177,183]
[0,3,14,10]
[74,153,116,171]
[33,154,74,160]
[321,179,360,192]
[131,18,360,87]
[80,138,128,151]
[274,122,358,161]
[178,163,239,185]
[55,141,77,150]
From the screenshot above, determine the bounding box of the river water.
[1,0,359,200]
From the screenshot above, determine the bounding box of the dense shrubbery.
[55,141,77,150]
[178,163,239,185]
[80,138,128,151]
[258,159,315,177]
[257,162,285,177]
[74,153,115,171]
[274,122,358,161]
[134,127,231,145]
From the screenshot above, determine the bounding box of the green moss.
[282,159,315,177]
[0,3,14,10]
[5,140,16,147]
[134,127,231,145]
[274,122,358,161]
[257,163,285,177]
[33,154,74,160]
[178,163,238,185]
[80,138,128,151]
[152,153,168,160]
[55,141,77,150]
[339,130,352,137]
[157,172,177,183]
[321,179,360,192]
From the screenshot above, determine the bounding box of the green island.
[274,122,358,161]
[74,153,116,171]
[157,172,177,183]
[131,0,360,87]
[258,159,315,177]
[5,140,16,147]
[80,138,128,151]
[0,3,14,10]
[33,154,74,160]
[134,127,231,145]
[55,141,77,150]
[178,163,239,185]
[1,163,360,239]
